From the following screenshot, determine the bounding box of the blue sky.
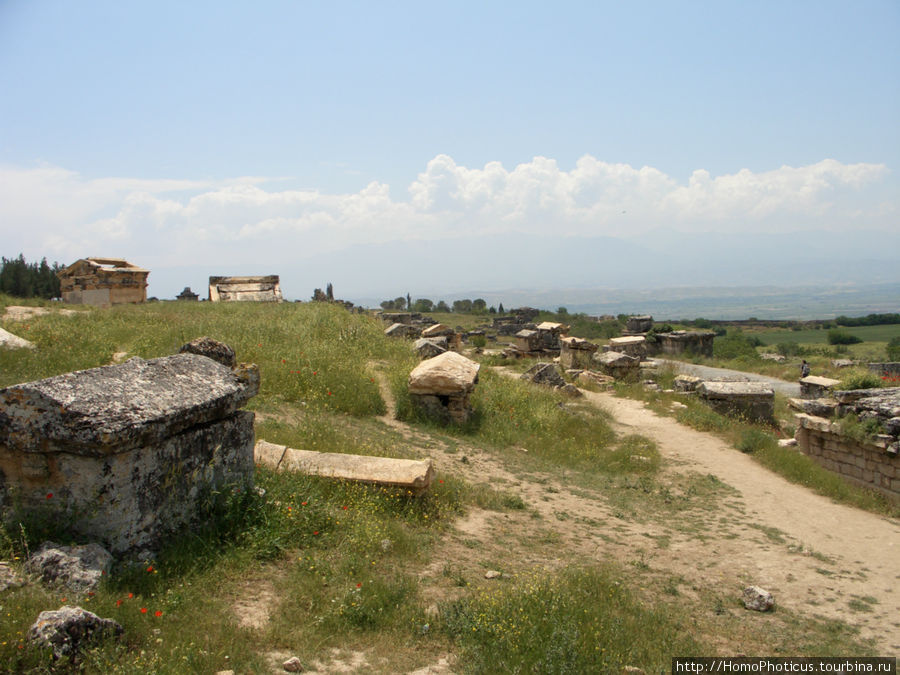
[0,0,897,300]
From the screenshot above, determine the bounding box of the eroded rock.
[742,586,775,612]
[27,605,123,659]
[26,542,112,592]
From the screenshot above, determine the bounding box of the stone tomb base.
[697,381,775,424]
[0,353,257,554]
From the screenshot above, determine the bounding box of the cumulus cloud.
[0,155,891,268]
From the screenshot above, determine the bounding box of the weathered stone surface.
[698,381,775,423]
[576,371,615,388]
[521,363,566,389]
[208,275,283,302]
[606,336,646,359]
[1,353,258,554]
[788,397,838,417]
[800,375,841,400]
[742,586,774,612]
[673,374,702,392]
[0,327,35,350]
[535,322,568,350]
[0,353,257,454]
[655,331,715,358]
[421,323,454,338]
[760,353,786,362]
[283,656,305,672]
[27,605,123,658]
[413,338,447,359]
[408,352,479,396]
[255,440,434,495]
[27,542,112,592]
[594,350,639,379]
[385,322,419,338]
[58,258,149,307]
[625,315,653,333]
[560,336,599,369]
[179,336,237,368]
[831,359,856,369]
[0,561,24,591]
[513,329,542,353]
[559,383,583,398]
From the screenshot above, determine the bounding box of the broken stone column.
[697,381,775,423]
[0,352,258,554]
[559,336,599,369]
[408,351,480,424]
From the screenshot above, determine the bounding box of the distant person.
[800,360,810,378]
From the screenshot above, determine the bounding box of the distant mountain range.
[148,228,900,319]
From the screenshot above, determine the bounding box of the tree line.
[380,296,505,314]
[0,254,63,299]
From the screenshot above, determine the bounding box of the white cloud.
[0,156,891,268]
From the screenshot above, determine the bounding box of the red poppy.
[301,501,307,506]
[146,566,154,573]
[128,593,134,599]
[341,506,348,510]
[281,359,286,363]
[46,493,53,499]
[313,531,319,535]
[356,583,362,588]
[154,610,163,617]
[116,600,122,606]
[140,607,147,614]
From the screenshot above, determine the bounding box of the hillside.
[0,298,894,672]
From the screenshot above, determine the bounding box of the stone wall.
[795,414,899,499]
[0,352,258,553]
[58,258,149,307]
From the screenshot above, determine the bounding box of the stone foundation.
[795,414,899,499]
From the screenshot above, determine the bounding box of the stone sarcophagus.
[559,336,599,369]
[208,275,283,302]
[0,353,258,554]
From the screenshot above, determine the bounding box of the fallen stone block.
[255,440,434,495]
[673,374,703,392]
[0,326,34,350]
[788,397,838,417]
[27,542,112,593]
[408,351,480,423]
[594,350,639,380]
[179,336,236,368]
[414,338,447,359]
[521,362,566,389]
[27,605,123,659]
[421,323,454,338]
[742,586,775,612]
[385,322,419,338]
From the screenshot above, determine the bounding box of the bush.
[827,329,862,345]
[737,428,776,454]
[776,341,803,357]
[713,331,760,360]
[887,336,900,361]
[838,371,884,391]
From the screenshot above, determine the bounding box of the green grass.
[441,565,699,674]
[753,324,900,346]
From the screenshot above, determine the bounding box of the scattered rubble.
[26,542,112,593]
[28,605,123,659]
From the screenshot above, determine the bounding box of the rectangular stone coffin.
[799,375,841,400]
[559,336,599,369]
[697,381,775,423]
[255,440,434,495]
[0,354,258,554]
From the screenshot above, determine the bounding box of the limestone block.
[421,323,454,338]
[179,336,236,368]
[414,338,447,359]
[800,375,841,400]
[521,363,566,389]
[742,586,775,612]
[408,352,479,396]
[385,323,418,338]
[26,542,112,592]
[255,440,434,495]
[673,375,702,392]
[0,327,35,350]
[560,336,598,369]
[27,606,123,659]
[698,381,775,423]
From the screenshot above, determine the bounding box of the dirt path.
[586,390,900,653]
[368,367,900,658]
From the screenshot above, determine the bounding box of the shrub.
[887,336,900,361]
[737,428,776,454]
[776,341,803,357]
[827,329,862,345]
[713,331,760,360]
[838,370,884,391]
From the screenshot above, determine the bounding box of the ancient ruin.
[208,275,283,302]
[57,258,149,307]
[605,335,647,360]
[697,381,775,423]
[654,330,716,358]
[625,315,653,334]
[0,349,259,554]
[795,387,900,499]
[594,350,640,380]
[800,375,841,399]
[176,286,199,301]
[559,336,599,369]
[254,440,435,496]
[408,351,480,423]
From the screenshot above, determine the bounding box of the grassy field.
[0,296,885,671]
[752,323,900,346]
